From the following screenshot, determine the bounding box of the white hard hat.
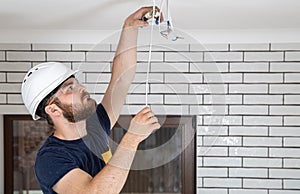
[21,62,78,120]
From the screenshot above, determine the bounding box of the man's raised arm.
[101,6,157,128]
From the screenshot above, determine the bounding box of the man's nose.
[78,83,87,93]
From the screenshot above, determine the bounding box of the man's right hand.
[123,6,164,29]
[128,106,161,143]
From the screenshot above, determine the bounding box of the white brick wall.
[165,52,203,62]
[271,43,300,51]
[229,126,268,136]
[7,51,45,61]
[1,42,300,193]
[229,84,268,94]
[285,52,300,61]
[243,158,282,168]
[230,43,270,51]
[0,62,31,71]
[0,73,5,82]
[151,62,189,72]
[32,43,71,51]
[244,52,284,61]
[0,43,31,50]
[0,52,5,61]
[204,52,243,62]
[190,43,229,51]
[47,51,85,61]
[230,62,269,72]
[72,43,111,51]
[191,62,229,72]
[271,62,300,72]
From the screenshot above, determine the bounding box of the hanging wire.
[145,0,156,106]
[159,0,183,41]
[144,0,183,106]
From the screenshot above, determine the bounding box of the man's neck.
[53,120,87,140]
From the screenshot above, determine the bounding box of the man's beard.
[55,93,97,123]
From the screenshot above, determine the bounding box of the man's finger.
[139,106,151,114]
[149,116,158,123]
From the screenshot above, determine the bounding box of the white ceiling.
[1,0,300,43]
[1,0,300,31]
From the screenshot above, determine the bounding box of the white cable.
[158,0,164,32]
[145,1,156,106]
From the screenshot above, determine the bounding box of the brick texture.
[1,42,300,193]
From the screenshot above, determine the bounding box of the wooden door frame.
[4,115,196,194]
[113,115,196,194]
[4,115,32,194]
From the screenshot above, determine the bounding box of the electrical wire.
[145,0,156,106]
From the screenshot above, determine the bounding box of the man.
[21,6,161,194]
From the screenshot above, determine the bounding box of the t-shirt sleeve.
[95,103,111,136]
[35,148,79,192]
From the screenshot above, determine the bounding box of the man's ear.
[45,104,62,118]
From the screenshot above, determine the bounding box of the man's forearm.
[111,25,138,84]
[102,25,139,126]
[101,7,151,127]
[87,105,159,194]
[87,132,139,194]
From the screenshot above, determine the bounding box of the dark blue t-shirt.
[35,104,111,194]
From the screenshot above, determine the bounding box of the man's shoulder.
[37,136,82,158]
[37,136,63,157]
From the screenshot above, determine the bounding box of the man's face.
[52,77,97,123]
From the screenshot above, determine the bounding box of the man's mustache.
[81,91,90,99]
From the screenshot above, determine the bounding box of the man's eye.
[67,86,74,92]
[63,85,74,93]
